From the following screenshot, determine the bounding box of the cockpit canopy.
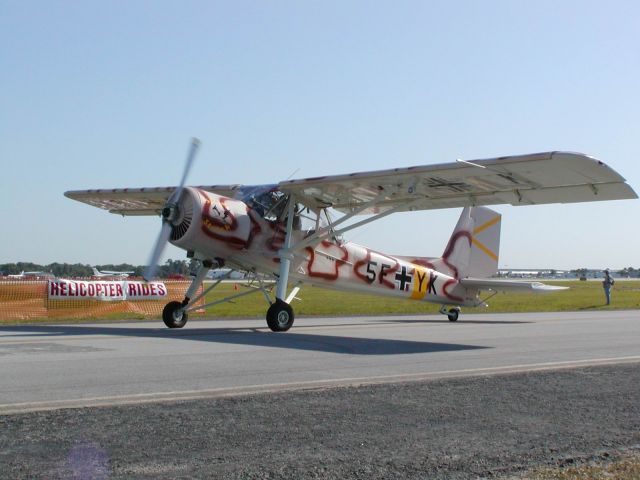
[237,185,289,221]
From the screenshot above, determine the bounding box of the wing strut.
[293,189,418,252]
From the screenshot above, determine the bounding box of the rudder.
[439,206,501,279]
[467,207,501,278]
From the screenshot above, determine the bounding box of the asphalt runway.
[1,310,639,414]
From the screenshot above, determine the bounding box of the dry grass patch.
[508,451,640,480]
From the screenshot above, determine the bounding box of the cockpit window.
[238,185,289,221]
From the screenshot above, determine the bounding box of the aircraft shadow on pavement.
[0,324,489,356]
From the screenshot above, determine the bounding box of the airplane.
[65,139,637,331]
[92,267,134,278]
[207,268,246,280]
[7,271,54,279]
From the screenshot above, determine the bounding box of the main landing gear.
[266,194,298,332]
[161,266,296,332]
[161,259,276,330]
[440,305,461,322]
[266,299,294,332]
[163,301,188,328]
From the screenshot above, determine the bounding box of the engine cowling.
[169,187,253,257]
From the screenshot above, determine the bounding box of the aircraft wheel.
[163,301,188,328]
[266,299,294,332]
[447,308,460,322]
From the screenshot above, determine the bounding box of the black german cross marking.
[395,266,413,291]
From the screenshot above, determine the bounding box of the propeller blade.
[143,219,173,281]
[143,137,201,282]
[169,137,201,203]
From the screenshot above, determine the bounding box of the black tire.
[163,301,188,328]
[447,308,459,322]
[266,299,294,332]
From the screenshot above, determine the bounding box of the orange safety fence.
[0,279,203,321]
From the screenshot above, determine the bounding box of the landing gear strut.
[161,260,213,329]
[267,195,297,332]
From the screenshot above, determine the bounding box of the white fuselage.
[170,188,479,307]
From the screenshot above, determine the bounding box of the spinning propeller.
[143,138,201,281]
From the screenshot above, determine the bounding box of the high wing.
[279,151,637,214]
[64,185,243,216]
[65,152,636,216]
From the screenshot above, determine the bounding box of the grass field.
[201,280,640,318]
[2,280,638,324]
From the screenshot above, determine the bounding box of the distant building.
[496,268,630,279]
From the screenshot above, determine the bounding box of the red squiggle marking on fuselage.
[305,241,349,280]
[353,249,373,284]
[440,230,472,279]
[353,248,399,289]
[245,208,264,250]
[265,221,286,252]
[442,279,463,302]
[412,258,436,270]
[199,191,251,250]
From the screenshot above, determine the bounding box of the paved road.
[1,310,638,413]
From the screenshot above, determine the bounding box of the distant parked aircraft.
[7,271,54,279]
[92,267,134,278]
[207,268,246,280]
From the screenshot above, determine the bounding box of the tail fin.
[92,267,101,276]
[440,206,501,279]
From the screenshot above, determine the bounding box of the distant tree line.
[570,267,640,278]
[0,259,197,278]
[617,267,640,278]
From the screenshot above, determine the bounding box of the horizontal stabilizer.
[460,278,569,293]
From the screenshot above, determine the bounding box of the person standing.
[602,269,615,305]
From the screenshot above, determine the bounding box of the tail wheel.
[266,299,294,332]
[163,301,188,328]
[447,308,460,322]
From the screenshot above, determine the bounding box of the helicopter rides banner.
[48,279,168,301]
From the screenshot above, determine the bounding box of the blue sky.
[1,1,639,269]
